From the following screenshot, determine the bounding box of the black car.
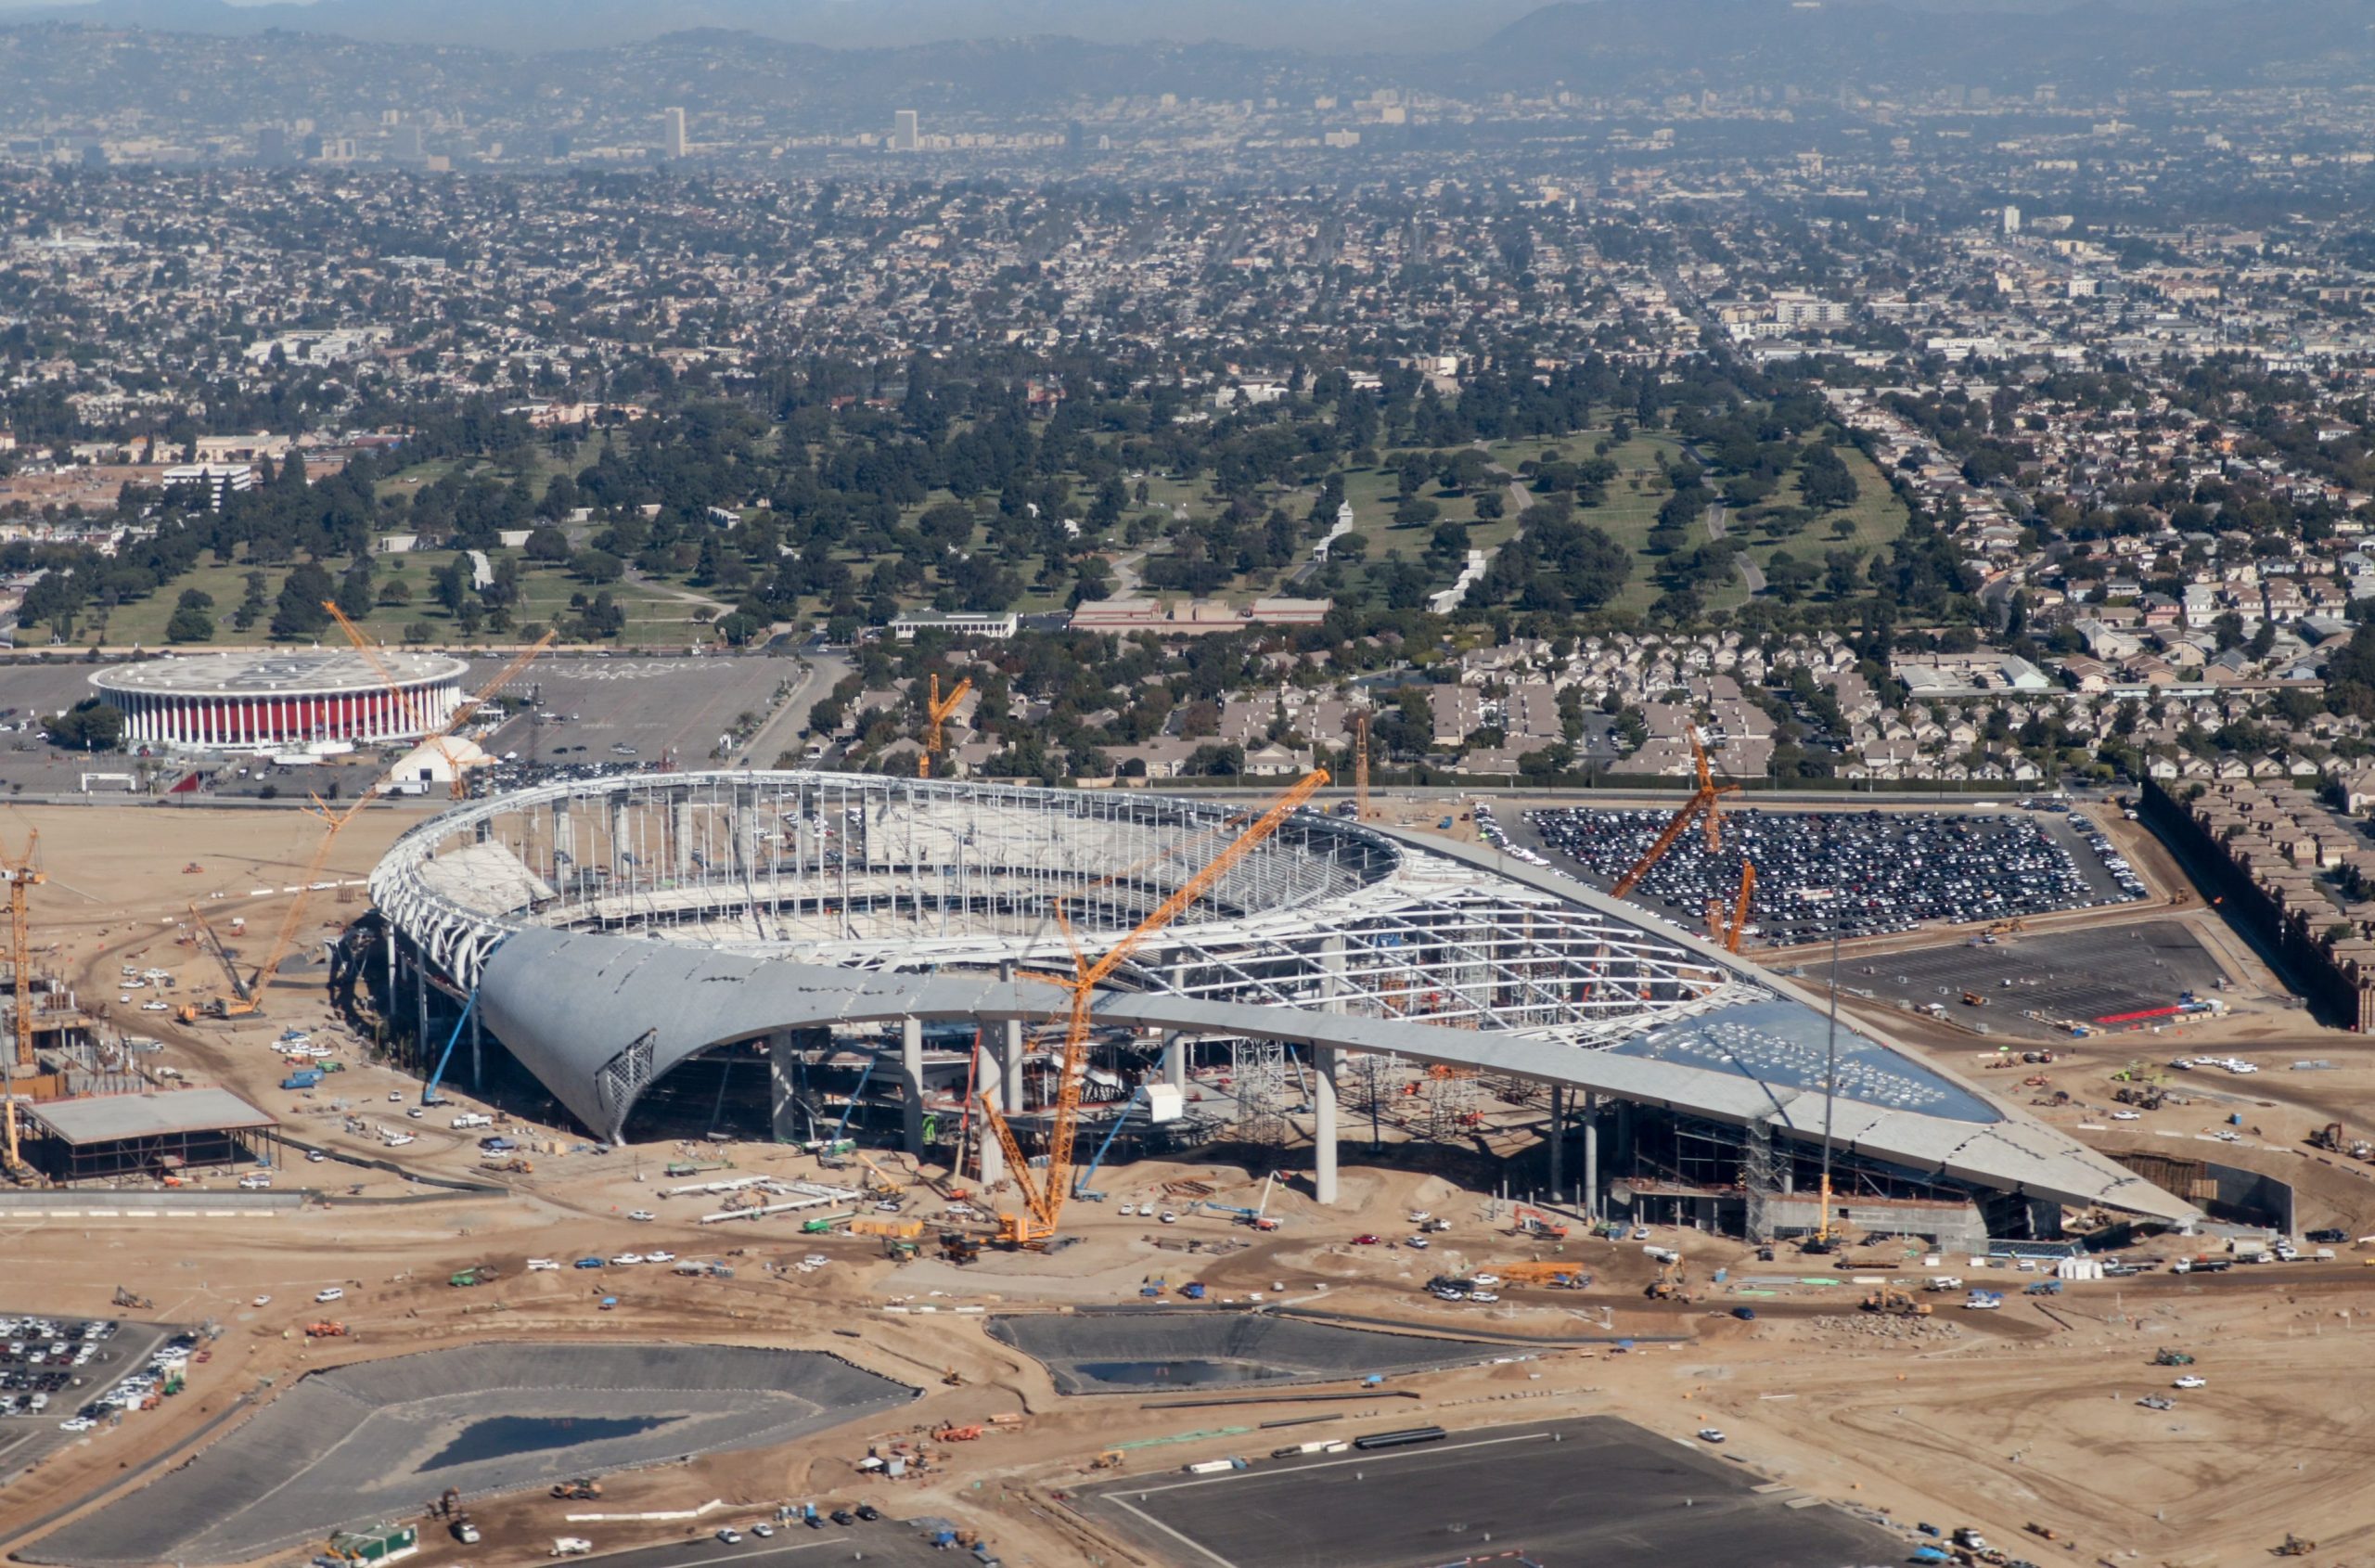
[829,1510,855,1527]
[854,1504,880,1523]
[2306,1227,2348,1244]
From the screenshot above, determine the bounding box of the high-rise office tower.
[2002,204,2022,236]
[661,106,687,160]
[892,109,919,151]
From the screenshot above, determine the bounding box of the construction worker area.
[6,756,2375,1567]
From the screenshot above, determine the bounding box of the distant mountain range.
[8,0,1547,54]
[0,0,2363,131]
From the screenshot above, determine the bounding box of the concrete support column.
[1582,1093,1599,1220]
[1547,1085,1564,1202]
[1162,1032,1187,1091]
[672,801,695,878]
[900,1015,925,1157]
[1312,1045,1340,1205]
[1314,933,1344,1203]
[554,801,574,879]
[768,1032,802,1144]
[993,961,1028,1112]
[973,1030,1005,1186]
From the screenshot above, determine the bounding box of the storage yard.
[1,796,2374,1568]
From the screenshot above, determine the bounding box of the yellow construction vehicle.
[1646,1259,1693,1302]
[1861,1286,1932,1317]
[976,770,1329,1247]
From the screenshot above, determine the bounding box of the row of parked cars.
[54,1330,200,1433]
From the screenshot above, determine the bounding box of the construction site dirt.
[5,801,2375,1568]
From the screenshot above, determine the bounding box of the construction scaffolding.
[1229,1036,1291,1149]
[1742,1117,1778,1243]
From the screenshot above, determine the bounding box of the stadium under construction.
[362,772,2194,1249]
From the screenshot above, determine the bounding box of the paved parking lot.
[1082,1416,1905,1568]
[1521,803,2143,942]
[468,653,802,774]
[1818,919,2229,1034]
[0,1317,171,1494]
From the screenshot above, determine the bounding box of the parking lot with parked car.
[1521,803,2142,942]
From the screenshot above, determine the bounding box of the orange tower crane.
[977,769,1329,1246]
[1611,731,1738,899]
[327,600,554,796]
[918,674,974,779]
[1706,861,1755,954]
[1,831,44,1179]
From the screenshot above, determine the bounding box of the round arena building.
[365,771,2195,1248]
[94,649,469,752]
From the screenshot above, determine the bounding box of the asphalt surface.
[25,1344,916,1567]
[1082,1415,1906,1568]
[986,1310,1516,1395]
[1820,919,2228,1035]
[470,653,805,772]
[577,1523,951,1568]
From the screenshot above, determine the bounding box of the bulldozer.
[2278,1536,2315,1557]
[551,1479,603,1500]
[111,1285,153,1311]
[1861,1286,1932,1317]
[1090,1449,1126,1471]
[304,1321,348,1338]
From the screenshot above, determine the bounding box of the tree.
[270,563,336,639]
[44,699,123,751]
[165,605,215,643]
[571,549,625,585]
[524,524,572,563]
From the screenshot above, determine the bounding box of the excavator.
[1861,1285,1932,1317]
[1646,1258,1694,1302]
[1511,1204,1569,1240]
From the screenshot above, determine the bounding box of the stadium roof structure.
[372,771,2195,1224]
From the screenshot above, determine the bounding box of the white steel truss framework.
[372,771,1759,1054]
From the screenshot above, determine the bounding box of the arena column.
[901,1015,925,1157]
[1547,1085,1564,1202]
[1582,1092,1599,1220]
[768,1032,801,1144]
[1313,932,1344,1205]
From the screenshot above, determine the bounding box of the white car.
[627,1209,657,1222]
[715,1528,741,1544]
[1697,1427,1727,1444]
[2110,1110,2141,1120]
[610,1253,645,1266]
[141,1000,169,1012]
[251,1294,272,1306]
[1117,1203,1136,1216]
[1470,1273,1503,1288]
[526,1258,559,1272]
[2173,1375,2206,1389]
[1406,1236,1431,1250]
[58,1417,94,1432]
[645,1250,675,1264]
[315,1288,344,1304]
[1160,1211,1178,1225]
[1468,1291,1500,1304]
[307,1150,327,1163]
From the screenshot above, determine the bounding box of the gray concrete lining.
[23,1344,917,1568]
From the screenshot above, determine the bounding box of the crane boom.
[918,675,974,779]
[2,833,43,1179]
[1724,861,1755,953]
[1611,730,1738,899]
[321,599,424,736]
[981,769,1329,1244]
[187,902,249,1002]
